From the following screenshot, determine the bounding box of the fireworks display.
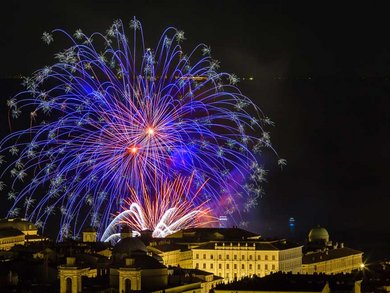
[101,172,213,241]
[0,18,281,240]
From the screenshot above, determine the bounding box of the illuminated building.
[147,240,193,268]
[82,226,97,243]
[192,239,302,282]
[58,257,90,293]
[0,218,47,250]
[58,235,222,292]
[0,218,38,236]
[152,228,302,282]
[0,228,25,250]
[302,226,364,274]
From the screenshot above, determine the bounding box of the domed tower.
[82,226,97,243]
[308,226,329,243]
[307,226,330,251]
[112,237,148,263]
[110,237,167,292]
[58,257,89,293]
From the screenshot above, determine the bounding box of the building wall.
[179,250,193,268]
[199,277,223,293]
[82,232,96,242]
[58,267,89,293]
[302,253,363,274]
[150,248,193,269]
[140,268,168,290]
[192,244,302,282]
[160,250,182,267]
[0,234,25,250]
[279,248,302,274]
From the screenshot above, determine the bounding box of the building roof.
[189,268,215,276]
[167,227,260,241]
[115,254,166,269]
[113,237,147,256]
[25,234,49,241]
[148,242,187,253]
[303,247,363,264]
[193,239,301,251]
[0,227,24,238]
[0,218,37,232]
[167,267,223,288]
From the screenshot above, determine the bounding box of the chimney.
[66,257,76,266]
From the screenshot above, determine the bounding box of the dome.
[308,226,329,243]
[112,237,147,260]
[0,218,37,233]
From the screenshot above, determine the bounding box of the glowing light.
[146,127,155,135]
[0,18,280,240]
[101,173,215,241]
[127,146,139,155]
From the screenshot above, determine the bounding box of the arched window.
[125,278,131,293]
[66,277,72,293]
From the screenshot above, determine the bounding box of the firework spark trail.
[101,172,214,241]
[0,18,283,239]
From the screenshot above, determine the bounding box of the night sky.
[0,1,389,256]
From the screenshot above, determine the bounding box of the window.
[219,264,222,269]
[210,263,213,269]
[234,254,237,260]
[226,255,229,260]
[249,264,252,270]
[265,264,268,270]
[226,264,230,269]
[257,255,261,260]
[66,278,72,293]
[203,263,206,269]
[249,255,253,260]
[272,255,275,261]
[242,264,245,269]
[234,264,237,269]
[242,255,245,260]
[196,254,199,259]
[272,264,275,270]
[196,263,199,269]
[265,255,268,260]
[257,264,261,270]
[211,254,213,259]
[218,254,222,260]
[226,273,229,279]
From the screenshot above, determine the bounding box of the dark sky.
[0,1,389,252]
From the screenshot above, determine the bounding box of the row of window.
[223,273,257,280]
[195,262,276,271]
[195,253,276,261]
[0,238,24,245]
